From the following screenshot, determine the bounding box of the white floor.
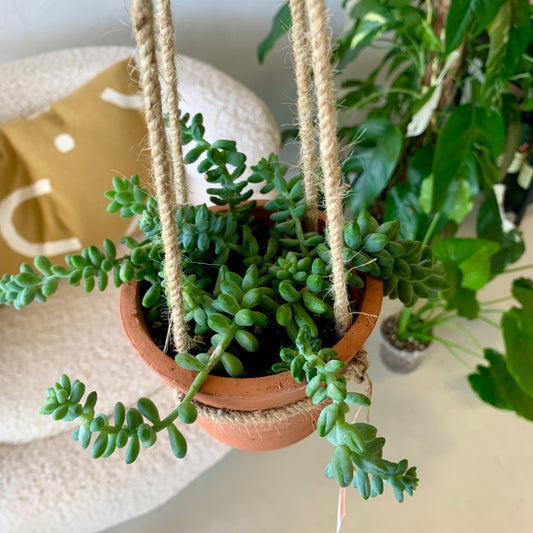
[104,207,533,533]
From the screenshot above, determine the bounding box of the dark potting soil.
[140,283,349,378]
[381,313,431,353]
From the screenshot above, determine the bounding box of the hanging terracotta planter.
[120,202,383,451]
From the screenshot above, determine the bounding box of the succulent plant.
[1,113,446,502]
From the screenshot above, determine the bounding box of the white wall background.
[0,0,350,130]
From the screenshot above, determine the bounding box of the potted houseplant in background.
[259,0,533,411]
[0,111,445,501]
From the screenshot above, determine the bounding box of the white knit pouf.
[0,46,280,533]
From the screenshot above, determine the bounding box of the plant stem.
[428,335,483,359]
[503,264,533,275]
[421,212,441,248]
[442,344,476,371]
[480,295,513,306]
[476,315,501,329]
[156,338,229,430]
[182,339,228,404]
[438,321,483,351]
[341,88,422,113]
[291,209,309,256]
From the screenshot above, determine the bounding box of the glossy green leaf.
[443,179,473,224]
[384,184,424,240]
[345,119,403,215]
[469,349,533,420]
[503,307,533,397]
[257,2,291,64]
[336,7,398,70]
[511,278,533,311]
[431,104,504,211]
[432,238,500,291]
[477,191,525,275]
[484,0,531,91]
[445,0,502,53]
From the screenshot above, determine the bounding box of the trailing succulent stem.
[288,329,418,501]
[27,114,446,500]
[40,374,188,462]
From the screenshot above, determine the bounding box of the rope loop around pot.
[173,351,368,425]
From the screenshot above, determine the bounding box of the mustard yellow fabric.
[0,59,149,274]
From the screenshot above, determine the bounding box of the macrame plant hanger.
[132,0,353,346]
[131,0,371,426]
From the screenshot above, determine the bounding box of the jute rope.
[173,351,369,425]
[132,0,189,354]
[306,0,351,336]
[156,0,188,207]
[133,0,355,386]
[289,0,318,233]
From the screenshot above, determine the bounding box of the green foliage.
[24,113,449,503]
[291,328,418,502]
[259,0,532,254]
[257,2,291,64]
[344,119,403,215]
[430,104,505,212]
[432,238,500,318]
[445,0,503,53]
[179,113,253,212]
[341,211,447,307]
[260,1,533,431]
[469,278,533,420]
[40,375,187,461]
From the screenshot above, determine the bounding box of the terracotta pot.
[120,202,383,450]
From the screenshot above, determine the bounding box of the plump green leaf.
[345,392,371,407]
[331,445,354,487]
[125,435,140,464]
[178,402,198,424]
[78,424,91,449]
[235,329,259,352]
[355,467,371,500]
[168,424,187,458]
[116,429,128,449]
[91,432,109,459]
[221,352,245,377]
[317,404,339,437]
[137,398,160,423]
